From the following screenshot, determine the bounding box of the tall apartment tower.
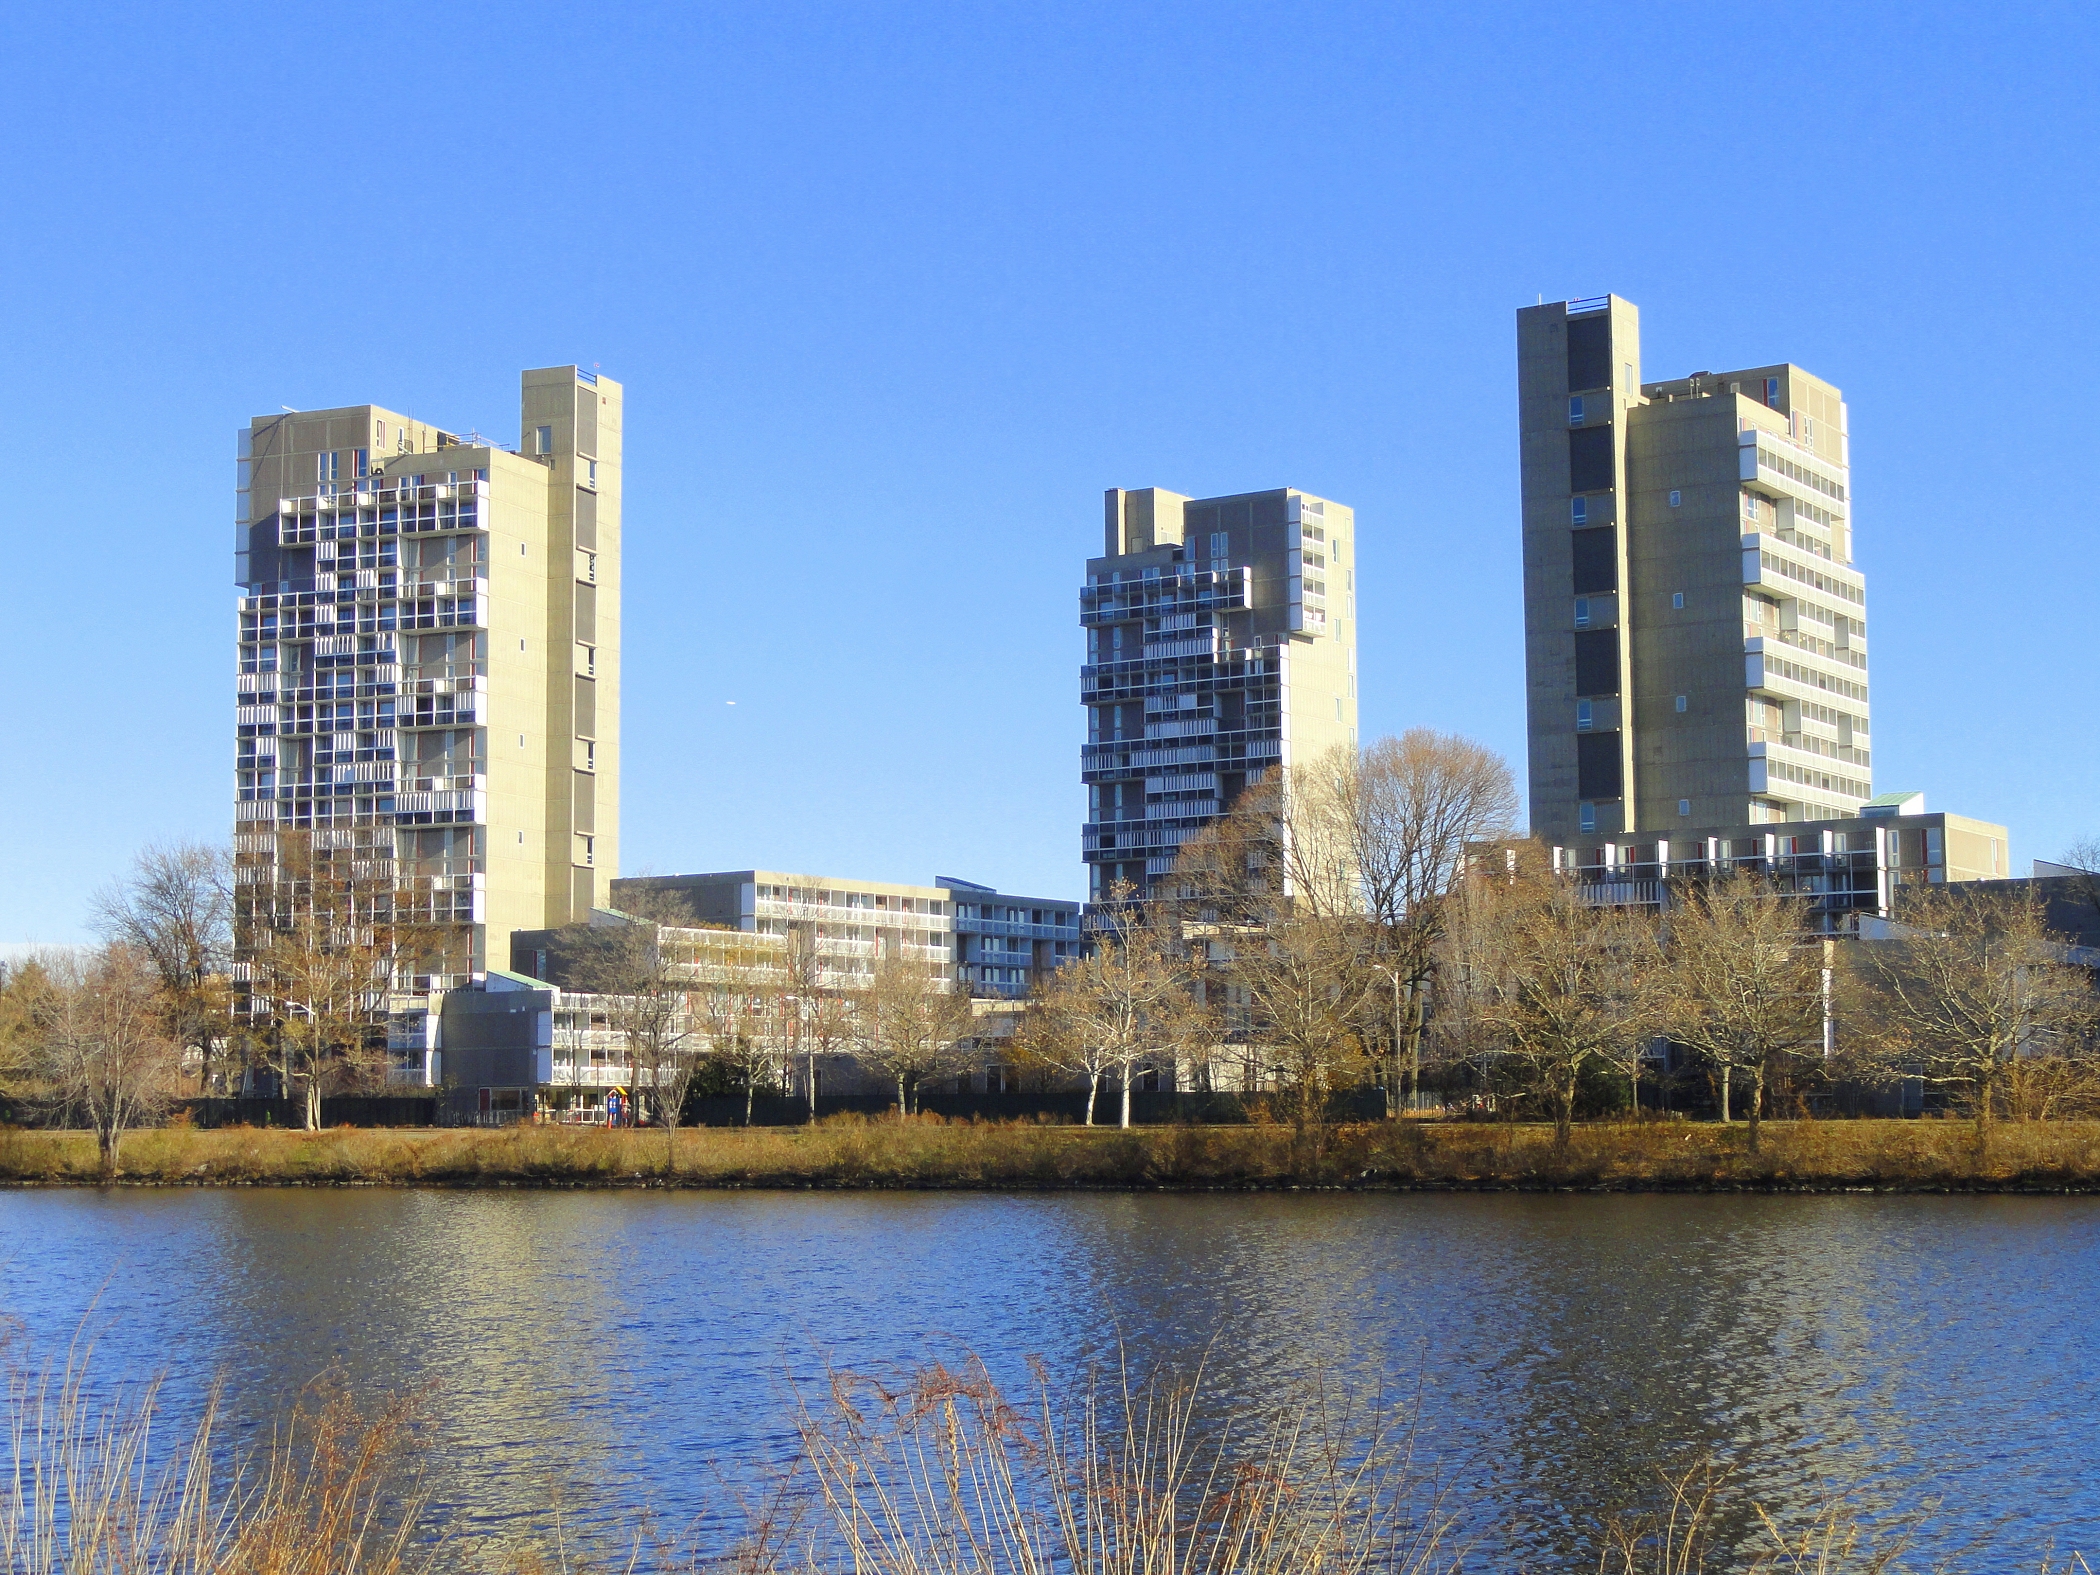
[234,367,621,988]
[1517,296,1869,841]
[1081,487,1358,901]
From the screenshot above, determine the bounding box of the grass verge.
[5,1116,2100,1190]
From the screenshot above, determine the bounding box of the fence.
[177,1096,439,1128]
[671,1087,1392,1128]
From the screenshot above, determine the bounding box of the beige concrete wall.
[1623,395,1757,830]
[1516,296,1641,841]
[1943,814,2011,882]
[475,447,557,956]
[520,367,622,924]
[1282,494,1357,773]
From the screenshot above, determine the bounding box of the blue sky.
[3,2,2096,940]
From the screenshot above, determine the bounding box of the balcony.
[1742,534,1864,608]
[1745,641,1869,707]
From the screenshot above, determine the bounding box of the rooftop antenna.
[281,405,299,412]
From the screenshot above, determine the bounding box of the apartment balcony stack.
[1081,486,1359,907]
[233,367,621,1079]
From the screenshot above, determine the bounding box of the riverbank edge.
[7,1176,2100,1193]
[7,1121,2100,1194]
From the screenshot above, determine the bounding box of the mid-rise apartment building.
[606,871,955,987]
[1517,295,1868,841]
[937,876,1081,996]
[234,367,620,1005]
[1081,487,1358,901]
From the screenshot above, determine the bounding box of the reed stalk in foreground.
[793,1354,1448,1575]
[3,1332,2093,1574]
[1,1335,433,1574]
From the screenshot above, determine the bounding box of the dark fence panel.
[677,1087,1390,1128]
[178,1097,439,1128]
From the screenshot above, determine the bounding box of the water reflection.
[2,1191,2096,1568]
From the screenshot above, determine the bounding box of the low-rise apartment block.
[938,876,1081,997]
[1552,794,2010,933]
[607,870,956,986]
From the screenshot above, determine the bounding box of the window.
[1568,396,1585,426]
[1576,699,1593,732]
[1579,802,1597,834]
[317,452,339,482]
[587,460,598,486]
[1209,531,1229,561]
[1624,362,1634,389]
[1574,598,1591,629]
[1672,592,1685,610]
[1678,799,1692,816]
[535,425,553,455]
[1571,496,1588,525]
[1675,695,1688,712]
[1668,490,1682,508]
[1765,377,1781,407]
[353,449,370,478]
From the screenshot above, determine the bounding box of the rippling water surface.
[2,1190,2095,1567]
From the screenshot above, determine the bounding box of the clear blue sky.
[3,2,2096,941]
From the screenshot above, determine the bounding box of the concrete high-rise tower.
[1517,296,1869,841]
[233,367,620,993]
[1080,486,1358,902]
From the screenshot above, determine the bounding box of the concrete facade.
[1082,486,1358,901]
[937,876,1081,997]
[234,369,619,1072]
[1518,297,1868,843]
[608,871,956,988]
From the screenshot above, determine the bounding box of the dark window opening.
[1577,731,1623,799]
[1574,628,1620,696]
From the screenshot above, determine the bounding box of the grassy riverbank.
[6,1115,2100,1190]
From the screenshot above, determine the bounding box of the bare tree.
[243,834,412,1130]
[695,936,781,1128]
[1013,961,1120,1125]
[1849,885,2098,1131]
[1209,912,1374,1127]
[570,893,710,1145]
[1339,734,1518,1113]
[1663,875,1830,1151]
[1176,733,1519,1115]
[32,946,179,1173]
[0,957,58,1113]
[779,930,851,1124]
[2057,836,2100,931]
[90,842,232,1115]
[1020,912,1196,1128]
[1432,849,1666,1150]
[854,950,974,1115]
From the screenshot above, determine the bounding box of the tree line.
[1015,732,2100,1143]
[5,735,2097,1168]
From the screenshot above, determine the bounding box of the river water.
[1,1189,2094,1568]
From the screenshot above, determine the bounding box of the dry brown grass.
[4,1115,2100,1191]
